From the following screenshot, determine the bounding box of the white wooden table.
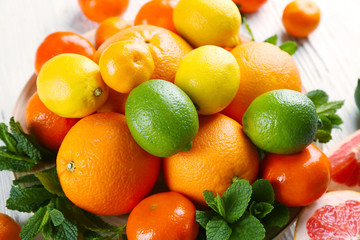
[0,0,359,239]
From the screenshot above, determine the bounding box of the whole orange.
[94,25,193,83]
[25,92,78,151]
[261,144,331,207]
[233,0,267,13]
[163,113,259,206]
[78,0,129,23]
[96,88,128,114]
[127,192,199,240]
[282,0,321,37]
[56,112,161,215]
[95,17,131,48]
[0,213,21,240]
[222,42,302,123]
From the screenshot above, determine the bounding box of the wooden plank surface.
[0,0,360,239]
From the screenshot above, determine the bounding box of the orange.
[25,92,78,151]
[163,113,259,207]
[282,0,321,38]
[94,25,193,83]
[96,88,128,114]
[57,112,161,215]
[261,144,331,207]
[233,0,267,13]
[95,17,131,48]
[134,0,178,34]
[222,42,302,123]
[78,0,129,23]
[0,213,21,240]
[127,192,199,240]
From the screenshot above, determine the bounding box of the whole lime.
[242,89,319,154]
[125,79,199,157]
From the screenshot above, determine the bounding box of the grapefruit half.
[327,129,360,191]
[294,190,360,239]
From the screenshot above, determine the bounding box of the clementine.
[163,113,259,207]
[78,0,129,23]
[96,88,128,114]
[127,192,199,240]
[222,41,302,123]
[233,0,267,13]
[56,112,161,215]
[95,17,131,48]
[0,213,21,240]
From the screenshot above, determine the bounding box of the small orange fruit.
[95,25,193,83]
[78,0,129,23]
[25,92,78,151]
[233,0,267,13]
[57,112,161,215]
[96,88,128,114]
[163,113,259,206]
[0,213,21,240]
[95,17,131,48]
[222,42,302,123]
[282,0,321,37]
[127,192,199,240]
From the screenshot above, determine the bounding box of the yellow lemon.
[175,45,240,115]
[173,0,241,48]
[99,40,155,93]
[37,53,109,118]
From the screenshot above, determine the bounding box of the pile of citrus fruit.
[5,0,360,239]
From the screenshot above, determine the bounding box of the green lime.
[242,89,319,154]
[354,79,360,110]
[125,79,199,157]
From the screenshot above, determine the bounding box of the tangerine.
[95,17,131,48]
[96,88,128,114]
[0,213,21,240]
[233,0,267,13]
[78,0,129,23]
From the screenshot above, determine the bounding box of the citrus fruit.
[242,89,319,154]
[99,40,155,93]
[355,79,360,111]
[94,25,193,83]
[163,113,259,206]
[25,92,79,151]
[326,129,360,191]
[134,0,178,34]
[57,112,161,215]
[96,88,128,114]
[222,41,302,122]
[0,213,21,240]
[173,0,241,48]
[261,144,331,207]
[78,0,129,23]
[95,17,131,48]
[294,190,360,239]
[125,79,199,158]
[233,0,267,13]
[34,31,96,75]
[127,192,199,240]
[175,45,240,115]
[37,53,109,118]
[282,0,321,38]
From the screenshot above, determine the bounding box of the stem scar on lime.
[67,160,76,172]
[94,87,103,97]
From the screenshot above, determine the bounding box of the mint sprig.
[306,90,344,143]
[241,16,255,41]
[196,179,289,240]
[264,34,298,55]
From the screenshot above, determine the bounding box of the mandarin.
[96,88,128,114]
[233,0,267,13]
[0,213,21,240]
[56,112,161,215]
[95,17,131,48]
[163,113,259,207]
[78,0,129,23]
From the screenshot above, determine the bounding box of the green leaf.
[306,90,328,107]
[20,206,48,240]
[13,174,40,185]
[48,207,65,226]
[316,101,345,115]
[52,218,78,240]
[6,186,54,212]
[264,35,278,45]
[249,202,274,219]
[0,123,18,153]
[196,210,218,229]
[262,202,290,228]
[36,167,65,197]
[203,190,218,213]
[206,216,232,240]
[315,129,332,143]
[229,212,265,240]
[279,41,298,55]
[251,179,274,204]
[42,220,53,240]
[215,194,226,218]
[222,179,252,223]
[327,114,343,126]
[241,16,255,41]
[0,150,35,172]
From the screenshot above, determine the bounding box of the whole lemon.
[173,0,241,48]
[175,45,240,115]
[37,53,109,118]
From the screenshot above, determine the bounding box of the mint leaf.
[315,129,332,143]
[42,220,53,239]
[0,150,35,172]
[0,123,18,153]
[251,179,274,204]
[222,179,252,223]
[20,206,48,240]
[316,101,344,115]
[229,212,265,240]
[215,194,226,218]
[264,35,278,45]
[327,114,343,127]
[262,202,289,228]
[241,16,255,41]
[36,167,65,197]
[203,190,218,213]
[52,218,78,240]
[279,41,297,55]
[249,202,274,219]
[48,208,65,226]
[206,216,232,240]
[13,174,40,185]
[306,90,328,107]
[196,210,218,229]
